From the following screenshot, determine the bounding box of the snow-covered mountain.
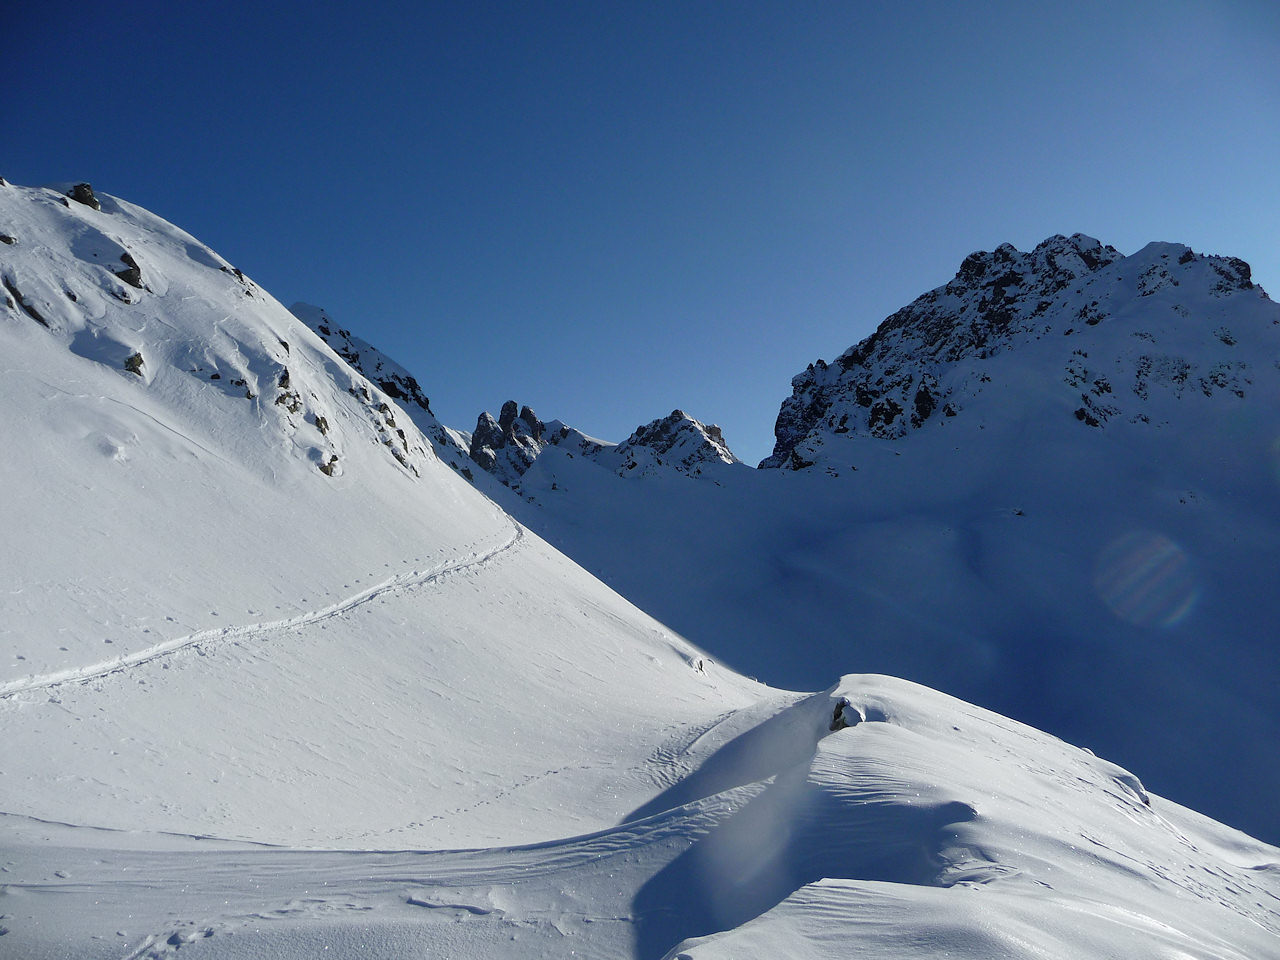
[488,234,1280,846]
[761,233,1266,470]
[464,401,741,490]
[0,179,755,847]
[2,185,1277,959]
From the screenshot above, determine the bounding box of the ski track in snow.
[0,520,525,699]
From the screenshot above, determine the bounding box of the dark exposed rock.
[275,391,302,413]
[124,352,144,376]
[759,234,1263,468]
[498,400,519,431]
[468,411,505,472]
[1211,257,1253,294]
[115,253,143,288]
[67,183,101,210]
[3,276,48,327]
[867,398,903,434]
[469,400,547,480]
[294,304,435,417]
[466,400,737,489]
[0,235,15,244]
[612,409,739,477]
[829,699,862,731]
[1074,407,1100,427]
[520,405,544,442]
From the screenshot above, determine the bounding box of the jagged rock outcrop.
[613,409,740,477]
[761,234,1269,470]
[292,303,434,414]
[290,303,478,479]
[465,401,739,490]
[66,182,101,211]
[468,400,549,484]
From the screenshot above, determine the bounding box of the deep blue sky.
[9,1,1279,464]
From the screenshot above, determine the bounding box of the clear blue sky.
[9,0,1279,465]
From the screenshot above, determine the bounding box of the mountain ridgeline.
[761,233,1267,471]
[463,401,742,491]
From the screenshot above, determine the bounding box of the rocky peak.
[761,235,1272,471]
[614,409,739,477]
[463,401,740,491]
[468,400,548,483]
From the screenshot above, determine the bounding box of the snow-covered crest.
[0,182,436,481]
[762,233,1271,470]
[464,400,741,490]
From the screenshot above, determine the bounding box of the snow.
[2,183,1278,958]
[4,676,1277,959]
[504,236,1280,846]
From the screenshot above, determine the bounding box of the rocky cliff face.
[291,302,478,479]
[761,234,1268,470]
[613,409,740,478]
[466,402,739,490]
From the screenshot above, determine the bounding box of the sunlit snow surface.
[2,183,1278,958]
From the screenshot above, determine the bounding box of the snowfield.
[494,234,1280,847]
[1,181,1277,958]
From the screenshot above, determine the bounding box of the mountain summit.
[464,401,741,490]
[762,233,1267,470]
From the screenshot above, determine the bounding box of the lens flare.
[1093,531,1198,627]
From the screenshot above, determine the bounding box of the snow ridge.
[291,301,481,480]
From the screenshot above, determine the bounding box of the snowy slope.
[3,186,1278,959]
[496,236,1280,844]
[0,180,758,849]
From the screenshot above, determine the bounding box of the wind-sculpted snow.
[502,234,1280,844]
[4,676,1277,959]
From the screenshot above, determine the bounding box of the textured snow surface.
[5,677,1278,959]
[2,184,1277,958]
